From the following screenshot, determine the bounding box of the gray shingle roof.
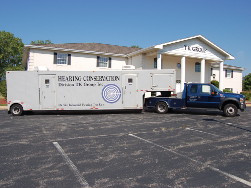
[32,43,141,55]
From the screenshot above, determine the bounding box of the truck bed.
[145,97,186,109]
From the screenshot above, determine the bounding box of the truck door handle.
[152,85,158,87]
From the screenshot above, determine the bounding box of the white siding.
[130,55,143,69]
[27,49,127,71]
[212,68,243,93]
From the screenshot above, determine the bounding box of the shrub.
[211,80,219,88]
[241,91,251,100]
[223,88,232,93]
[0,80,7,99]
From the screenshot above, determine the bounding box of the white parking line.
[185,127,220,137]
[53,142,90,188]
[129,134,251,187]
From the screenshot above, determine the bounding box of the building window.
[154,58,157,69]
[195,62,201,72]
[225,69,233,78]
[97,56,111,68]
[54,52,71,65]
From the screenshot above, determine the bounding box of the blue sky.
[1,0,250,75]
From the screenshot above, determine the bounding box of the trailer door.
[152,73,175,90]
[39,75,56,109]
[122,74,138,108]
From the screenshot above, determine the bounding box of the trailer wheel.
[156,102,168,114]
[10,104,23,116]
[223,104,238,117]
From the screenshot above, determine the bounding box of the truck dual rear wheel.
[223,104,238,117]
[10,104,23,116]
[156,102,168,114]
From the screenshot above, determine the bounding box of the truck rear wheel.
[10,104,23,116]
[223,104,237,117]
[156,102,168,114]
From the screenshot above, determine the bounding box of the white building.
[211,64,244,93]
[23,35,244,93]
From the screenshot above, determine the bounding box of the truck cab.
[145,83,246,117]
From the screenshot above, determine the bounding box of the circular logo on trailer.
[102,84,122,103]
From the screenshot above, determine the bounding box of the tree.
[0,31,24,77]
[0,31,24,98]
[211,80,219,88]
[30,40,53,45]
[130,45,141,48]
[243,73,251,91]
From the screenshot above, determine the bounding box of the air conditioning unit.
[122,65,135,70]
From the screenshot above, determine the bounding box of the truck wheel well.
[221,100,239,110]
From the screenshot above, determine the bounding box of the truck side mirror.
[211,91,217,96]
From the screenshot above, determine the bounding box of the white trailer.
[6,69,176,115]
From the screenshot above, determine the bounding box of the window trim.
[97,56,112,68]
[54,52,71,65]
[225,69,233,78]
[195,62,201,72]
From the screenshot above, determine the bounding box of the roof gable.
[127,35,234,61]
[156,35,234,60]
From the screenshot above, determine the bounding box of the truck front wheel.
[10,104,23,116]
[156,102,168,114]
[223,104,238,117]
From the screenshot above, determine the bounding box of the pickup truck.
[145,83,246,117]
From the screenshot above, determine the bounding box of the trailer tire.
[10,104,23,116]
[156,102,168,114]
[223,104,238,117]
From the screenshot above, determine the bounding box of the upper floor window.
[225,69,233,78]
[54,52,71,65]
[97,56,111,68]
[195,62,201,72]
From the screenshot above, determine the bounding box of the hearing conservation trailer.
[6,70,176,115]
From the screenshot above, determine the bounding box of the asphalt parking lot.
[0,108,250,188]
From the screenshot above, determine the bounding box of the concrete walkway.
[0,106,7,110]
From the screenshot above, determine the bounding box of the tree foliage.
[211,80,219,88]
[0,80,6,99]
[30,40,53,45]
[243,73,251,91]
[130,45,141,48]
[0,31,24,77]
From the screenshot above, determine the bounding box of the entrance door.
[122,74,138,108]
[39,75,56,109]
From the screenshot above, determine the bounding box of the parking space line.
[53,142,90,188]
[185,127,220,137]
[129,134,251,187]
